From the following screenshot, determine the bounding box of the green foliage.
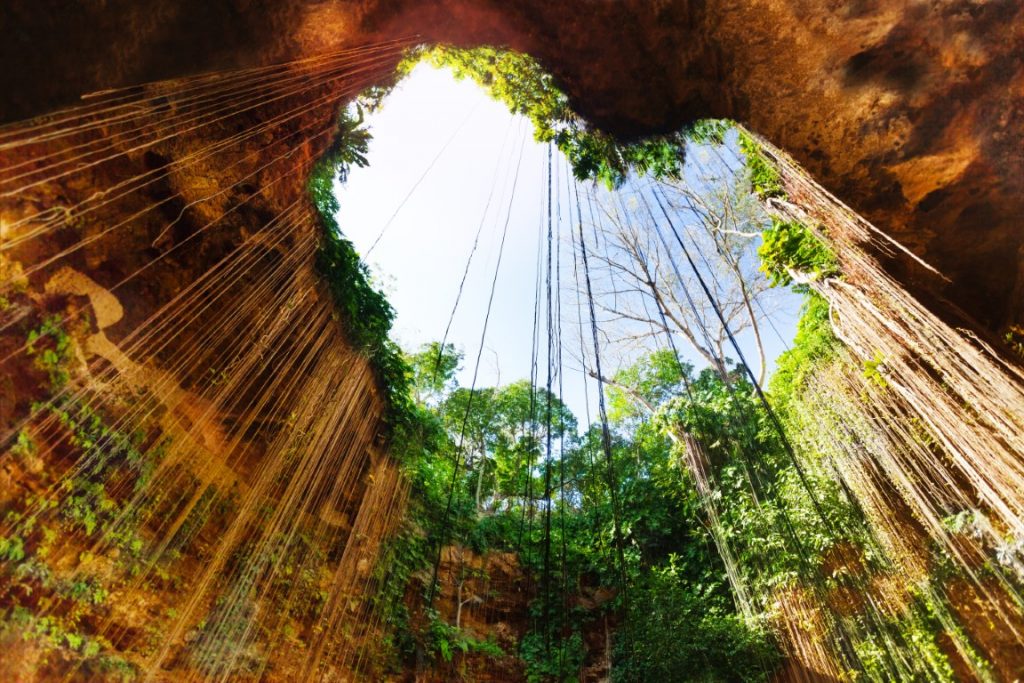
[58,576,109,607]
[758,219,840,288]
[607,348,690,422]
[423,608,505,664]
[40,398,156,560]
[739,129,843,409]
[11,429,36,462]
[0,534,27,563]
[326,105,371,182]
[413,47,565,136]
[411,45,702,189]
[730,128,958,676]
[438,380,576,510]
[861,350,888,388]
[88,654,138,682]
[613,560,778,683]
[1,605,130,678]
[375,338,920,680]
[520,629,584,683]
[524,354,790,679]
[369,339,779,679]
[605,350,958,680]
[941,509,980,536]
[737,131,784,200]
[309,105,415,431]
[739,130,839,303]
[407,341,462,406]
[687,119,733,147]
[853,590,958,683]
[768,292,840,403]
[365,401,467,668]
[660,365,866,582]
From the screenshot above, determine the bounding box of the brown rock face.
[2,1,1022,331]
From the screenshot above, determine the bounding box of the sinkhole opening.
[302,48,848,680]
[2,33,1023,683]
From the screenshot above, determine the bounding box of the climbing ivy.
[769,292,840,403]
[26,314,75,389]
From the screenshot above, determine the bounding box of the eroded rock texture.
[2,0,1022,335]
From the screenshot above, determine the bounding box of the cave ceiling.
[3,0,1022,334]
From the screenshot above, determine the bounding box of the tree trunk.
[475,451,486,511]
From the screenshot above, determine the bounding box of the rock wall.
[0,43,407,678]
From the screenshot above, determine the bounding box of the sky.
[334,63,801,423]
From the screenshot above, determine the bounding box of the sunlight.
[334,63,801,420]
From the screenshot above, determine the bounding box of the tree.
[576,151,778,385]
[441,386,499,511]
[407,342,462,407]
[613,561,777,683]
[441,381,577,511]
[411,45,691,189]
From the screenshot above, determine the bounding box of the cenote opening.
[1,23,1023,683]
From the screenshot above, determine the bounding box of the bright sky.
[334,63,800,423]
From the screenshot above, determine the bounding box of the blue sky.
[334,63,800,423]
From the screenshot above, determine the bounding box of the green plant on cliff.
[730,131,842,405]
[855,600,957,683]
[735,131,840,291]
[423,607,504,664]
[409,45,722,188]
[768,292,839,403]
[737,134,967,680]
[26,314,75,390]
[47,399,153,554]
[0,393,165,650]
[308,104,415,429]
[360,345,471,671]
[737,131,785,200]
[758,219,841,288]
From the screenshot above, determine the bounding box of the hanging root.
[749,129,1024,678]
